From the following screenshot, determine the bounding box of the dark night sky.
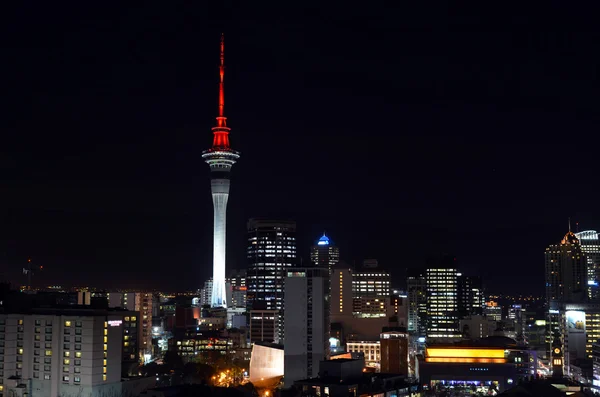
[2,2,600,293]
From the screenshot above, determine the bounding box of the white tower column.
[210,178,230,308]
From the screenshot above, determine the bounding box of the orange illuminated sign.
[426,348,505,359]
[425,357,506,364]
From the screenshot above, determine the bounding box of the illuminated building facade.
[407,269,427,336]
[426,267,460,340]
[352,260,391,318]
[202,34,240,309]
[575,230,600,301]
[346,340,381,369]
[174,329,232,363]
[420,338,537,394]
[284,268,330,387]
[310,233,340,272]
[107,292,151,358]
[545,230,587,304]
[226,269,247,310]
[246,218,297,341]
[0,310,133,397]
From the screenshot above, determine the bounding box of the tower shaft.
[211,178,230,308]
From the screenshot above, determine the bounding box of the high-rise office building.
[202,34,240,309]
[284,267,330,387]
[545,230,587,304]
[426,265,460,340]
[457,275,484,318]
[575,230,600,301]
[246,218,297,342]
[310,233,340,272]
[407,269,427,336]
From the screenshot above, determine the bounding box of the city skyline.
[3,3,600,293]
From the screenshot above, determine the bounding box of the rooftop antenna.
[576,221,580,233]
[568,217,571,233]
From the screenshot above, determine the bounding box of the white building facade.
[284,268,330,387]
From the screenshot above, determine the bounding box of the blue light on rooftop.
[317,233,330,245]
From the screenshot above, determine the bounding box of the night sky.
[2,3,600,293]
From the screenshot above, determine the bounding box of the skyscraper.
[310,233,340,271]
[202,34,240,308]
[246,218,297,341]
[545,230,587,304]
[575,230,600,300]
[426,262,460,341]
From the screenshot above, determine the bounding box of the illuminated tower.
[310,233,340,272]
[202,34,240,308]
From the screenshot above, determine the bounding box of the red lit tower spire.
[212,33,230,149]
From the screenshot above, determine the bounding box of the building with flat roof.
[0,307,143,397]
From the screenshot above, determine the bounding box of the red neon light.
[212,33,231,150]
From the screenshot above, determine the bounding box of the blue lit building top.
[317,234,330,246]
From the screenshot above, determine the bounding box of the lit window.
[45,350,52,356]
[103,374,107,381]
[64,321,71,327]
[75,352,81,358]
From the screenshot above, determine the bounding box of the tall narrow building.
[246,218,297,342]
[202,34,240,308]
[407,268,427,336]
[426,256,460,341]
[310,233,340,271]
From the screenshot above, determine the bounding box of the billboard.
[566,310,585,334]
